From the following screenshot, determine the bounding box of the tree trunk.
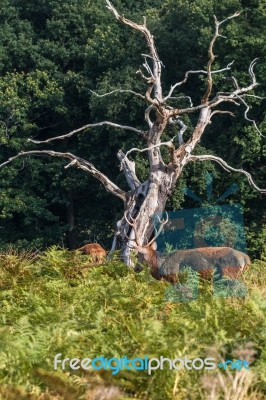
[110,164,180,267]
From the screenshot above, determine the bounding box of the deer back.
[139,246,250,281]
[77,243,107,261]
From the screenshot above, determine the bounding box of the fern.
[0,249,265,399]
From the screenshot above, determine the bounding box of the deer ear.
[150,241,157,251]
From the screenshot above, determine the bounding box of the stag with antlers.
[125,212,250,282]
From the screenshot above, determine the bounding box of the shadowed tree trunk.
[66,191,76,250]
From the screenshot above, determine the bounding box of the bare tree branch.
[171,106,212,170]
[142,52,165,67]
[210,110,235,118]
[169,58,260,133]
[106,0,163,102]
[166,15,262,144]
[223,75,240,90]
[164,62,234,102]
[142,56,154,78]
[214,96,241,106]
[0,151,126,200]
[125,139,176,159]
[169,117,188,145]
[136,69,151,82]
[29,121,147,144]
[210,60,264,135]
[233,93,264,136]
[241,94,265,100]
[117,150,141,190]
[216,59,259,99]
[188,154,266,193]
[202,12,241,104]
[168,96,194,108]
[169,103,207,117]
[145,105,156,129]
[90,88,145,100]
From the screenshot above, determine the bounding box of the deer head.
[124,211,168,274]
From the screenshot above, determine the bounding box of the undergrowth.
[0,246,265,399]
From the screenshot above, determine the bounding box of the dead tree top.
[0,1,265,195]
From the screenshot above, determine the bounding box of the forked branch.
[106,0,163,102]
[202,12,241,104]
[169,58,261,142]
[164,62,234,102]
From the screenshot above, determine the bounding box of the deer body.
[77,243,107,264]
[125,211,250,282]
[136,245,250,283]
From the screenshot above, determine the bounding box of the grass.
[0,246,265,399]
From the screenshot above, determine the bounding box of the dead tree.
[0,2,265,266]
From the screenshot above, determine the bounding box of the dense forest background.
[0,0,265,257]
[0,2,265,399]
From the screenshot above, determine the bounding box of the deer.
[77,243,107,264]
[125,213,251,283]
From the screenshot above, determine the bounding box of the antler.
[124,211,168,247]
[146,212,169,247]
[124,211,142,246]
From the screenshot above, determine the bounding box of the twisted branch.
[0,151,126,200]
[188,154,266,193]
[29,121,147,144]
[202,12,241,104]
[106,0,163,103]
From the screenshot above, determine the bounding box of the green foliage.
[0,2,265,399]
[0,249,265,399]
[0,0,264,255]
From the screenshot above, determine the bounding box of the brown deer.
[125,213,250,283]
[77,243,107,264]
